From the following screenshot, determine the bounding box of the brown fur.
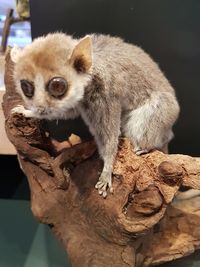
[74,56,88,73]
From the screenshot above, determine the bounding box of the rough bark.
[2,50,200,267]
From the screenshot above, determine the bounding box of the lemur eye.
[47,77,68,98]
[20,80,34,98]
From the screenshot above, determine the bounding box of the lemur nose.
[46,77,68,98]
[37,106,46,114]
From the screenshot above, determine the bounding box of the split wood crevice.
[2,51,200,267]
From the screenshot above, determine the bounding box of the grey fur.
[78,34,179,196]
[11,33,180,198]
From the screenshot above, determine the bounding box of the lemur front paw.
[11,105,34,118]
[95,173,113,198]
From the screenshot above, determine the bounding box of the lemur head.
[11,33,92,119]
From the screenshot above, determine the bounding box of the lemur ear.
[10,45,23,63]
[70,36,92,73]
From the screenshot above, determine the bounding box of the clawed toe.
[95,176,113,198]
[134,148,149,156]
[11,105,24,114]
[11,105,33,118]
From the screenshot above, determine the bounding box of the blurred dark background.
[0,1,200,266]
[30,0,200,157]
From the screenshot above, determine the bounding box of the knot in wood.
[158,161,183,185]
[128,186,163,216]
[10,113,40,137]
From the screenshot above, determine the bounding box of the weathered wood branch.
[2,50,200,267]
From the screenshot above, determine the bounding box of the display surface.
[0,199,71,267]
[0,199,200,267]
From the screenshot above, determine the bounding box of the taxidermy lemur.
[11,33,180,197]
